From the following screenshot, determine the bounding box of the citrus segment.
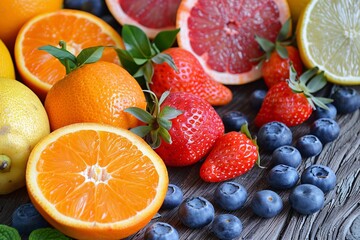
[0,39,15,79]
[176,0,290,85]
[0,0,63,51]
[26,123,169,240]
[14,9,124,101]
[105,0,181,38]
[296,0,360,85]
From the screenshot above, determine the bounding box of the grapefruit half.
[105,0,181,38]
[176,0,290,85]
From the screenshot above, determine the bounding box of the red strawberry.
[150,47,233,106]
[255,19,303,88]
[262,45,303,88]
[200,125,259,182]
[125,91,224,167]
[254,66,332,127]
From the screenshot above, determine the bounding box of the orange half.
[15,9,124,101]
[26,123,168,240]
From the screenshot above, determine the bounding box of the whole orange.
[0,0,63,51]
[44,61,147,131]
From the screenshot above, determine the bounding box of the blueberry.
[161,184,183,210]
[314,103,337,120]
[310,118,340,144]
[251,190,283,218]
[64,0,106,17]
[267,164,299,190]
[144,222,179,240]
[289,184,324,215]
[211,214,242,240]
[331,86,360,114]
[221,111,248,132]
[12,203,50,235]
[178,196,215,229]
[257,121,292,152]
[272,145,302,168]
[301,164,336,193]
[250,89,267,110]
[296,135,323,158]
[214,181,247,211]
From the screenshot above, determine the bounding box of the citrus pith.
[26,123,168,240]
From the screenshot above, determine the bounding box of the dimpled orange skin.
[44,61,147,131]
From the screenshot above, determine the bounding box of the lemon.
[297,0,360,85]
[0,39,15,79]
[0,78,50,194]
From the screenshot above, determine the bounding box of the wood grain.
[1,82,359,240]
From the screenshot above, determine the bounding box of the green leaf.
[306,71,327,93]
[152,53,178,72]
[29,228,71,240]
[158,91,170,106]
[158,127,172,144]
[76,46,104,66]
[277,18,291,42]
[0,224,21,240]
[124,107,154,123]
[130,125,153,138]
[122,25,152,59]
[157,117,172,130]
[150,129,161,149]
[115,48,140,75]
[38,45,77,74]
[153,28,180,52]
[255,35,275,53]
[159,106,183,120]
[299,67,319,84]
[137,61,154,83]
[275,44,288,59]
[133,58,149,65]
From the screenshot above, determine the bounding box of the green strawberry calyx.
[240,124,263,168]
[254,18,293,62]
[124,91,183,149]
[287,65,333,110]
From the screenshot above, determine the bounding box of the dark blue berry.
[267,164,299,190]
[251,190,283,218]
[250,89,267,110]
[144,222,179,240]
[310,118,340,144]
[178,196,214,229]
[257,121,292,152]
[64,0,106,17]
[214,181,247,211]
[161,184,183,210]
[331,86,360,114]
[296,135,323,158]
[289,184,324,215]
[12,203,50,235]
[314,103,337,120]
[301,164,336,193]
[211,214,242,240]
[272,145,302,168]
[221,111,248,133]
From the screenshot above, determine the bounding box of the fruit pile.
[0,0,359,239]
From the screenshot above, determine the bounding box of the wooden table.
[1,81,359,240]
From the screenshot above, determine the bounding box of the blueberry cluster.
[63,0,122,32]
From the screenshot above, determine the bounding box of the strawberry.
[200,125,259,182]
[150,47,233,106]
[125,91,224,167]
[255,19,303,88]
[254,66,333,127]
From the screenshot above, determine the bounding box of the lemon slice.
[297,0,360,85]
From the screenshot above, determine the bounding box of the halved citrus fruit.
[14,9,124,101]
[176,0,290,85]
[26,123,169,240]
[105,0,181,38]
[296,0,360,85]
